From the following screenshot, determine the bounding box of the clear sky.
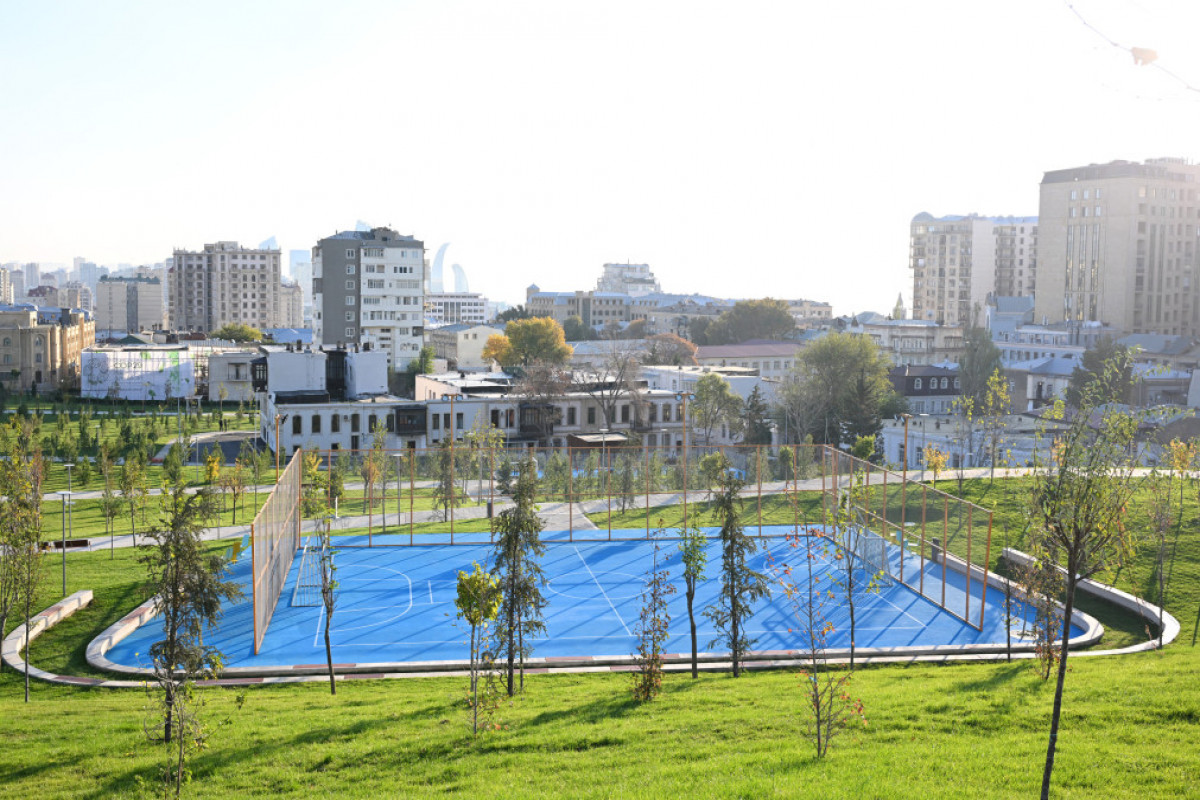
[3,0,1200,316]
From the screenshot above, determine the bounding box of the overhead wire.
[1063,0,1200,95]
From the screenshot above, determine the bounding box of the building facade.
[426,292,487,325]
[595,262,661,296]
[280,281,304,328]
[427,323,505,370]
[0,306,96,395]
[910,213,1037,327]
[168,241,282,333]
[96,275,164,338]
[1034,158,1200,336]
[312,228,425,367]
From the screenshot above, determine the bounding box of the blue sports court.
[103,526,1081,672]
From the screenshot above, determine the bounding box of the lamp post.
[900,414,912,479]
[919,413,931,481]
[599,428,610,536]
[675,392,691,531]
[443,393,456,534]
[274,412,288,481]
[57,489,71,596]
[394,453,406,530]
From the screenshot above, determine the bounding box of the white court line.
[574,546,632,636]
[314,573,413,646]
[428,580,433,604]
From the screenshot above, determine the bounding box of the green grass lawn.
[4,476,1200,798]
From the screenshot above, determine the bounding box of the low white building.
[426,323,504,370]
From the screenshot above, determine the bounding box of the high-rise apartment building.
[1033,158,1200,336]
[168,241,282,333]
[280,281,304,328]
[910,213,1037,327]
[96,275,165,337]
[0,269,12,305]
[426,292,487,325]
[595,262,661,296]
[312,228,425,366]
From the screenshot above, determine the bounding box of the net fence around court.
[251,451,302,653]
[821,448,993,631]
[290,538,327,608]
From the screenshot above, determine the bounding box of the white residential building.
[312,228,425,367]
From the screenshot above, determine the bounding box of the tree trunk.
[470,624,478,735]
[23,607,31,702]
[686,582,698,679]
[730,559,740,678]
[325,612,336,695]
[848,593,856,670]
[506,576,516,697]
[1040,574,1077,800]
[164,682,175,743]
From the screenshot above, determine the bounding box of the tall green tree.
[1031,358,1141,800]
[0,419,44,698]
[456,561,502,735]
[777,332,895,447]
[140,481,242,745]
[704,471,769,677]
[561,315,597,341]
[742,386,773,445]
[705,299,795,345]
[491,454,547,696]
[678,525,707,679]
[406,345,435,377]
[1066,337,1136,406]
[692,372,742,445]
[957,326,1002,411]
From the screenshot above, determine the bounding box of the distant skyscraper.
[289,249,313,309]
[430,243,448,293]
[595,263,661,296]
[909,213,1037,327]
[451,263,468,293]
[1034,157,1200,336]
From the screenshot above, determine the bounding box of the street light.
[900,414,912,479]
[442,393,456,535]
[599,428,611,537]
[57,488,71,597]
[274,412,288,481]
[675,392,691,532]
[394,452,406,531]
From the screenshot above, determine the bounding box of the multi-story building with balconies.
[312,228,425,367]
[168,241,282,333]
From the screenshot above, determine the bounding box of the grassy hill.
[3,476,1199,798]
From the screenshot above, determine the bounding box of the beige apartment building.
[0,307,96,395]
[96,275,164,337]
[910,213,1037,327]
[1034,158,1200,336]
[168,241,282,333]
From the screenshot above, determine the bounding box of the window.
[292,416,302,435]
[432,414,440,430]
[456,412,463,430]
[346,296,355,305]
[345,327,355,337]
[346,311,355,321]
[914,378,922,390]
[567,407,576,425]
[312,414,322,433]
[350,414,360,433]
[346,264,356,274]
[346,249,356,258]
[587,407,596,425]
[621,404,630,423]
[346,280,355,290]
[1,338,8,347]
[34,353,42,364]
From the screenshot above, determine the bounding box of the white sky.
[3,0,1200,315]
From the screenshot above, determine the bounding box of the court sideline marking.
[574,546,632,636]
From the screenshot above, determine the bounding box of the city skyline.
[4,1,1200,315]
